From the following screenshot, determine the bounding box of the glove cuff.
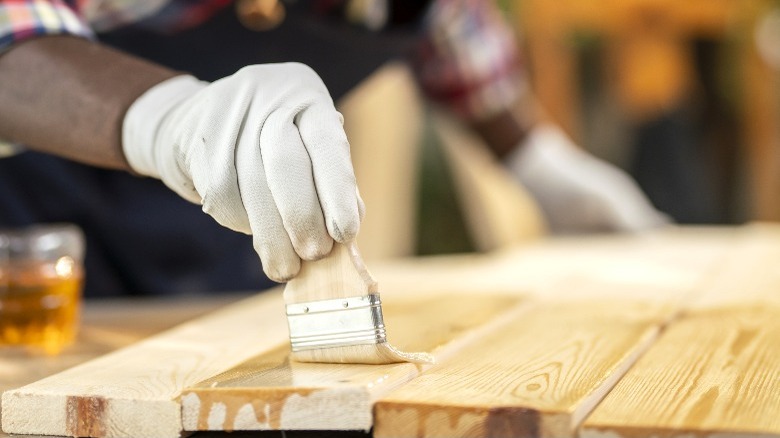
[122,75,207,178]
[505,123,560,177]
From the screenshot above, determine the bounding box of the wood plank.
[582,224,780,438]
[182,229,744,430]
[1,226,743,437]
[0,295,250,438]
[180,294,526,431]
[581,306,780,438]
[369,228,740,438]
[373,295,680,438]
[0,295,245,394]
[1,291,288,438]
[687,224,780,310]
[374,226,738,302]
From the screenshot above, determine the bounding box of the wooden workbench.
[2,225,779,437]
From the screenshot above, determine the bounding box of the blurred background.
[415,0,780,254]
[515,0,780,225]
[97,0,780,260]
[349,0,780,256]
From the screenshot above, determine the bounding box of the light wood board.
[686,223,780,310]
[0,295,245,395]
[1,226,752,438]
[582,224,780,438]
[180,227,737,435]
[369,227,742,438]
[181,294,526,431]
[2,292,288,438]
[373,296,677,438]
[581,306,780,438]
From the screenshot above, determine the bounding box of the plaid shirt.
[0,0,230,51]
[411,0,526,121]
[0,0,523,124]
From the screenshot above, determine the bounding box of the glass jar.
[0,224,85,355]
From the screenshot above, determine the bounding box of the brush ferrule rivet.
[286,294,387,351]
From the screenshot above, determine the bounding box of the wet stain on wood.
[181,294,524,432]
[583,306,780,438]
[191,387,317,431]
[374,300,668,438]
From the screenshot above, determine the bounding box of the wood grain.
[0,295,244,395]
[581,307,780,438]
[582,224,780,438]
[1,291,288,438]
[373,298,678,438]
[181,294,526,432]
[366,227,738,438]
[1,226,749,437]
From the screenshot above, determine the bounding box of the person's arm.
[0,36,178,169]
[411,0,670,233]
[1,35,364,282]
[469,93,537,160]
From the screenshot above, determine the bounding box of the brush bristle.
[291,343,434,365]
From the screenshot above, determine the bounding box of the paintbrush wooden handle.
[283,241,378,304]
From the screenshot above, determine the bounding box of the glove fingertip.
[256,240,302,283]
[328,214,360,243]
[263,257,302,283]
[294,235,334,261]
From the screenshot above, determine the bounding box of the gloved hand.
[122,63,364,282]
[506,124,670,233]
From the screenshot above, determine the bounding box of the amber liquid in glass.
[0,257,83,355]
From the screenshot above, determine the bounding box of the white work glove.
[506,124,670,233]
[122,63,364,282]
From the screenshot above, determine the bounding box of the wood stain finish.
[6,226,780,438]
[373,300,672,438]
[583,226,780,438]
[181,294,525,431]
[582,306,780,438]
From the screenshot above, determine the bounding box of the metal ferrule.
[286,294,387,352]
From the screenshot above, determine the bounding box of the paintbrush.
[284,241,433,364]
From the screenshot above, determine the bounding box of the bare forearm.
[0,36,179,170]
